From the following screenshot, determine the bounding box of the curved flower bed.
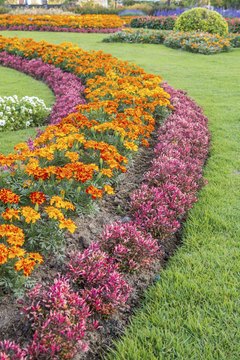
[0,52,86,125]
[0,35,170,284]
[0,83,210,359]
[0,14,124,33]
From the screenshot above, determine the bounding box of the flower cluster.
[130,84,210,239]
[100,222,160,272]
[0,35,170,288]
[164,31,232,54]
[226,17,240,33]
[0,95,50,132]
[0,340,26,359]
[105,29,238,55]
[0,14,124,32]
[0,51,86,125]
[21,277,93,359]
[68,243,130,315]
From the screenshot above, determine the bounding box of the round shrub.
[174,8,228,36]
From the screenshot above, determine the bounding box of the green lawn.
[0,65,54,154]
[1,31,240,359]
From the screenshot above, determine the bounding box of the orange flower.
[101,168,113,178]
[0,224,25,246]
[0,244,8,265]
[8,246,25,259]
[14,253,43,276]
[86,185,103,199]
[29,191,46,205]
[2,208,20,221]
[59,218,77,234]
[0,189,20,204]
[21,206,41,224]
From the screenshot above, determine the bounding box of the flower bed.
[130,16,240,33]
[0,14,124,33]
[0,35,171,289]
[104,29,239,55]
[0,82,210,359]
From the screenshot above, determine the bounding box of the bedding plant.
[0,74,210,359]
[0,95,50,131]
[0,14,124,33]
[0,35,171,290]
[104,29,239,55]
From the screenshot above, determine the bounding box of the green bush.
[103,29,168,44]
[131,16,176,30]
[0,6,9,14]
[174,8,229,36]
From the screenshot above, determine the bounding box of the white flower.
[0,120,6,127]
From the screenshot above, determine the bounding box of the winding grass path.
[1,31,240,359]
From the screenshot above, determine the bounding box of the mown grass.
[0,65,54,154]
[1,31,240,359]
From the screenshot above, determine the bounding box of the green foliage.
[104,29,168,44]
[0,95,51,132]
[175,8,229,35]
[131,16,176,30]
[0,6,9,14]
[104,29,235,55]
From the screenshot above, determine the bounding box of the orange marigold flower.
[50,196,75,211]
[21,206,41,224]
[59,218,77,234]
[101,168,113,178]
[2,208,20,221]
[141,139,150,147]
[29,191,46,205]
[65,151,79,162]
[44,206,64,220]
[0,224,25,246]
[0,189,20,204]
[0,244,8,265]
[123,141,138,152]
[104,185,115,195]
[14,252,43,276]
[8,246,25,259]
[86,185,103,199]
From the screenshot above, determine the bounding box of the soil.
[0,129,182,358]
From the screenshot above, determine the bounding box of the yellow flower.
[59,218,77,234]
[104,185,115,195]
[21,206,41,224]
[123,141,138,152]
[44,206,64,220]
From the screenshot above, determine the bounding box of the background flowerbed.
[104,29,240,55]
[0,14,124,33]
